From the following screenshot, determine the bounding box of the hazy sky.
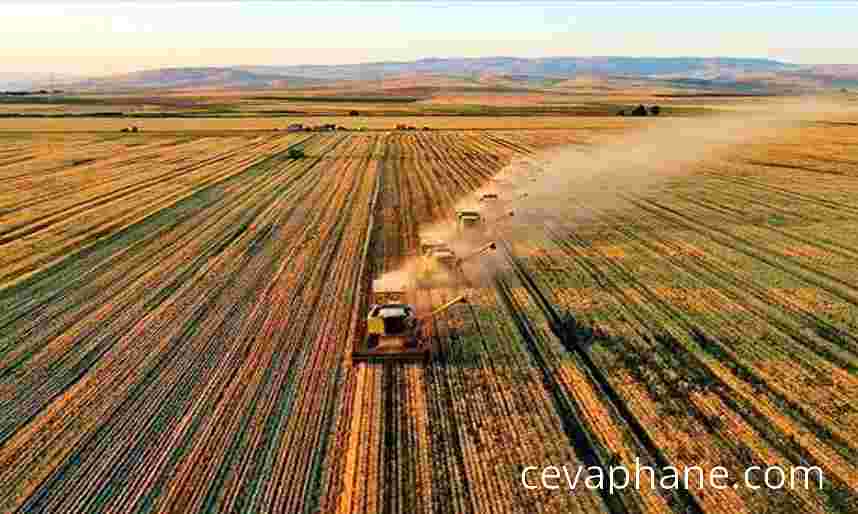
[3,1,857,75]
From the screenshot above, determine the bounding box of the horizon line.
[13,54,826,79]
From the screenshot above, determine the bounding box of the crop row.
[494,142,858,513]
[0,132,386,513]
[344,122,858,513]
[334,132,621,514]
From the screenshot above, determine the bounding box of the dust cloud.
[385,96,855,289]
[485,97,854,233]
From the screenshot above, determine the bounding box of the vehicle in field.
[353,239,497,361]
[352,278,468,362]
[416,239,496,286]
[419,237,449,257]
[456,210,483,232]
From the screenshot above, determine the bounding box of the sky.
[2,1,857,76]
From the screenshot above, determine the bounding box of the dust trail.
[384,97,855,290]
[488,97,855,236]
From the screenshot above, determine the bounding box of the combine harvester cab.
[457,208,512,240]
[366,304,419,347]
[456,210,483,233]
[429,246,457,266]
[419,237,447,256]
[352,272,470,363]
[352,275,428,362]
[417,237,458,288]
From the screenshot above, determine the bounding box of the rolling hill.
[10,57,856,93]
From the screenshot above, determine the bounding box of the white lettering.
[521,466,538,490]
[634,458,657,490]
[610,465,630,494]
[710,466,729,489]
[765,466,786,489]
[541,466,561,490]
[563,465,585,490]
[746,466,761,490]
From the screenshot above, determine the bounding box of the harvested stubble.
[4,123,858,514]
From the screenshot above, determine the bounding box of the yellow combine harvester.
[352,276,467,362]
[352,242,497,362]
[416,237,458,286]
[419,237,447,256]
[456,210,483,233]
[353,204,505,362]
[421,240,458,266]
[416,240,496,286]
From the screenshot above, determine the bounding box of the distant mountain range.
[0,72,83,91]
[5,57,858,92]
[66,67,328,91]
[241,56,799,81]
